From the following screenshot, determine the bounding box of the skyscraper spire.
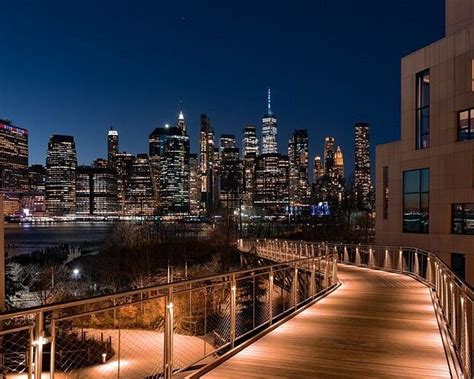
[267,87,272,115]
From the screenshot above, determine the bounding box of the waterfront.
[4,222,113,256]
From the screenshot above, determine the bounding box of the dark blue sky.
[0,0,444,176]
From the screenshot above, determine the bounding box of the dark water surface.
[4,222,113,256]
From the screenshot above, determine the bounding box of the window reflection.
[403,168,429,233]
[453,203,474,235]
[416,70,430,149]
[457,108,474,141]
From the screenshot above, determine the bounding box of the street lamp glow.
[73,268,80,276]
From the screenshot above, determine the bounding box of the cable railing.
[0,246,338,379]
[247,238,473,379]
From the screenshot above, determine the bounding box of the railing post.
[33,311,45,379]
[230,274,236,349]
[398,249,403,272]
[343,246,349,263]
[310,259,316,297]
[269,269,274,325]
[293,267,298,310]
[164,287,174,378]
[355,247,361,266]
[50,319,57,379]
[332,255,338,284]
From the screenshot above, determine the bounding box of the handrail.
[245,238,472,379]
[0,243,338,378]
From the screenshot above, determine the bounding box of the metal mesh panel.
[0,327,33,378]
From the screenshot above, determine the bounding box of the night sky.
[0,0,444,177]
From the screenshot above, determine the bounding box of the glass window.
[451,253,466,280]
[416,70,430,149]
[457,108,474,141]
[452,203,474,235]
[403,168,429,233]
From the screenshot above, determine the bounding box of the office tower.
[220,134,236,150]
[354,122,371,204]
[220,145,243,210]
[313,156,324,183]
[242,125,259,157]
[153,118,190,215]
[199,114,215,211]
[92,158,108,169]
[23,165,47,216]
[177,110,186,134]
[189,153,201,214]
[254,153,289,213]
[0,119,28,192]
[28,165,46,192]
[76,166,118,216]
[323,136,335,167]
[212,147,221,207]
[45,135,77,216]
[243,153,257,206]
[125,154,155,216]
[261,88,278,154]
[115,152,135,214]
[107,127,119,169]
[334,146,344,178]
[288,129,310,205]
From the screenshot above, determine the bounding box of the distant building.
[28,165,46,192]
[149,111,190,214]
[313,156,324,183]
[242,125,259,157]
[0,119,28,192]
[45,135,77,216]
[199,114,216,211]
[323,136,335,168]
[220,134,236,150]
[288,129,309,205]
[115,152,135,215]
[23,165,47,216]
[125,154,155,216]
[92,158,108,169]
[76,166,118,216]
[354,122,371,205]
[254,153,289,213]
[220,144,242,210]
[243,153,257,207]
[107,127,119,169]
[334,146,344,179]
[189,153,201,214]
[261,88,278,154]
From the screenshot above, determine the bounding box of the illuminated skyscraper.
[261,88,278,154]
[115,152,135,214]
[354,122,371,204]
[254,153,289,213]
[323,136,335,167]
[0,119,28,192]
[125,154,155,216]
[288,129,309,205]
[149,112,190,214]
[107,127,119,168]
[189,153,201,214]
[242,125,259,157]
[243,153,257,206]
[76,166,118,216]
[334,146,344,178]
[45,135,77,216]
[313,156,324,183]
[220,137,242,209]
[199,114,215,211]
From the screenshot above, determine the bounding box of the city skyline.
[0,0,444,173]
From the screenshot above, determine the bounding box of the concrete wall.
[376,21,474,285]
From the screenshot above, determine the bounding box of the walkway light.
[102,352,107,364]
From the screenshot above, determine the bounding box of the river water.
[4,222,113,257]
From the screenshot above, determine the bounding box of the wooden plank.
[204,265,450,378]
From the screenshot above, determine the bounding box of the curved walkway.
[204,265,450,378]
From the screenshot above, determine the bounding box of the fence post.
[293,267,298,310]
[50,319,57,379]
[269,269,274,325]
[33,311,45,379]
[164,287,174,378]
[230,274,237,348]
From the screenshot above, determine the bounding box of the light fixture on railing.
[102,352,107,364]
[32,336,49,346]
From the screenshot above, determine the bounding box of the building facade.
[199,114,216,211]
[288,129,309,205]
[323,136,334,168]
[242,125,259,157]
[354,123,371,205]
[189,153,201,214]
[107,127,119,169]
[376,0,474,284]
[125,154,155,216]
[45,135,77,216]
[0,120,28,193]
[76,166,118,216]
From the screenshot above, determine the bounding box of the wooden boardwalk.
[204,265,450,378]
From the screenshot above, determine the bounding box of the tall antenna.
[267,87,272,115]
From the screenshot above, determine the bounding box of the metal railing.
[0,245,338,378]
[248,238,473,379]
